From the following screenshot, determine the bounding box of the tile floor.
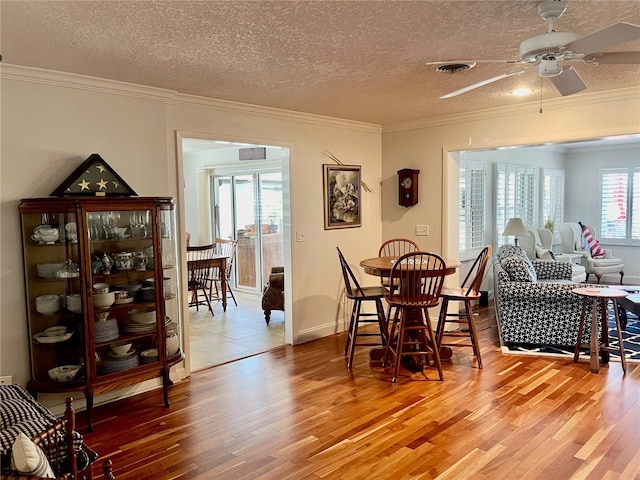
[188,290,285,372]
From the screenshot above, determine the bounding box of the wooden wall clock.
[397,169,419,207]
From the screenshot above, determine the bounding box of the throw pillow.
[535,244,556,260]
[580,223,606,259]
[11,432,55,478]
[501,255,537,282]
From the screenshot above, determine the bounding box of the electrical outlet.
[0,376,12,385]
[415,224,429,236]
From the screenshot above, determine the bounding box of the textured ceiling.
[1,0,639,125]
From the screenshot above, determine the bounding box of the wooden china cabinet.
[19,196,183,431]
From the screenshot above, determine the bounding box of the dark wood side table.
[572,287,628,374]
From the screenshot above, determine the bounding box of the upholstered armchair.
[559,222,624,284]
[519,225,586,282]
[261,266,284,324]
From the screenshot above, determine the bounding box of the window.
[600,167,640,244]
[459,160,487,259]
[542,169,565,244]
[496,164,537,245]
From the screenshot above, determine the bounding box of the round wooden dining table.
[360,256,461,278]
[359,255,462,364]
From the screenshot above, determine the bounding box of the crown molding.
[169,93,382,133]
[1,64,176,101]
[382,86,640,133]
[0,64,382,134]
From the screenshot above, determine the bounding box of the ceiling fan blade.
[440,68,528,99]
[549,66,587,96]
[584,51,640,64]
[426,59,522,66]
[565,22,640,55]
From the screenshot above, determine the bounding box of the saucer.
[115,297,134,305]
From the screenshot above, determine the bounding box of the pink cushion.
[581,224,606,259]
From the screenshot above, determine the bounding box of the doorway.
[180,137,290,372]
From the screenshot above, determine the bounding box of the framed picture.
[323,164,362,230]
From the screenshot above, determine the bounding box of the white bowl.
[44,326,67,337]
[166,334,180,356]
[93,292,115,308]
[129,309,156,324]
[48,365,80,382]
[111,343,133,355]
[35,295,60,315]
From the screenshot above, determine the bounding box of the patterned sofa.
[493,245,600,349]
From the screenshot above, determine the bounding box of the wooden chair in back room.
[209,238,238,307]
[187,244,216,316]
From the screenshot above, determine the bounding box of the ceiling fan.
[427,0,640,99]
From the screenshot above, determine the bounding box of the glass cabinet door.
[86,208,161,378]
[21,210,85,386]
[160,208,182,361]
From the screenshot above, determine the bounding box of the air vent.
[434,63,476,74]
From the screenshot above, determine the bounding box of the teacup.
[114,290,129,301]
[95,311,110,322]
[93,282,109,294]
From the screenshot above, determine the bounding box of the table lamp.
[503,217,528,245]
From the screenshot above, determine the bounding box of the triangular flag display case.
[51,153,138,197]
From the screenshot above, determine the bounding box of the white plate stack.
[140,348,159,365]
[94,318,119,343]
[35,295,61,315]
[100,351,139,374]
[66,294,82,313]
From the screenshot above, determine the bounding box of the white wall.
[0,66,383,399]
[382,88,640,285]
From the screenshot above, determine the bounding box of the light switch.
[296,230,306,242]
[415,225,429,236]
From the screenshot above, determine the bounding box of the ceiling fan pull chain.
[539,77,543,114]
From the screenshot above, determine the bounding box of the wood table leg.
[220,263,227,312]
[612,299,627,373]
[590,298,600,373]
[574,298,588,363]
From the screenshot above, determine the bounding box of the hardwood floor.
[80,303,640,479]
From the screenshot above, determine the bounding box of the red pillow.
[580,224,606,259]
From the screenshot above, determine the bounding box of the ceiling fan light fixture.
[539,58,563,77]
[512,87,533,97]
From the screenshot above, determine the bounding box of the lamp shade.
[502,217,528,237]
